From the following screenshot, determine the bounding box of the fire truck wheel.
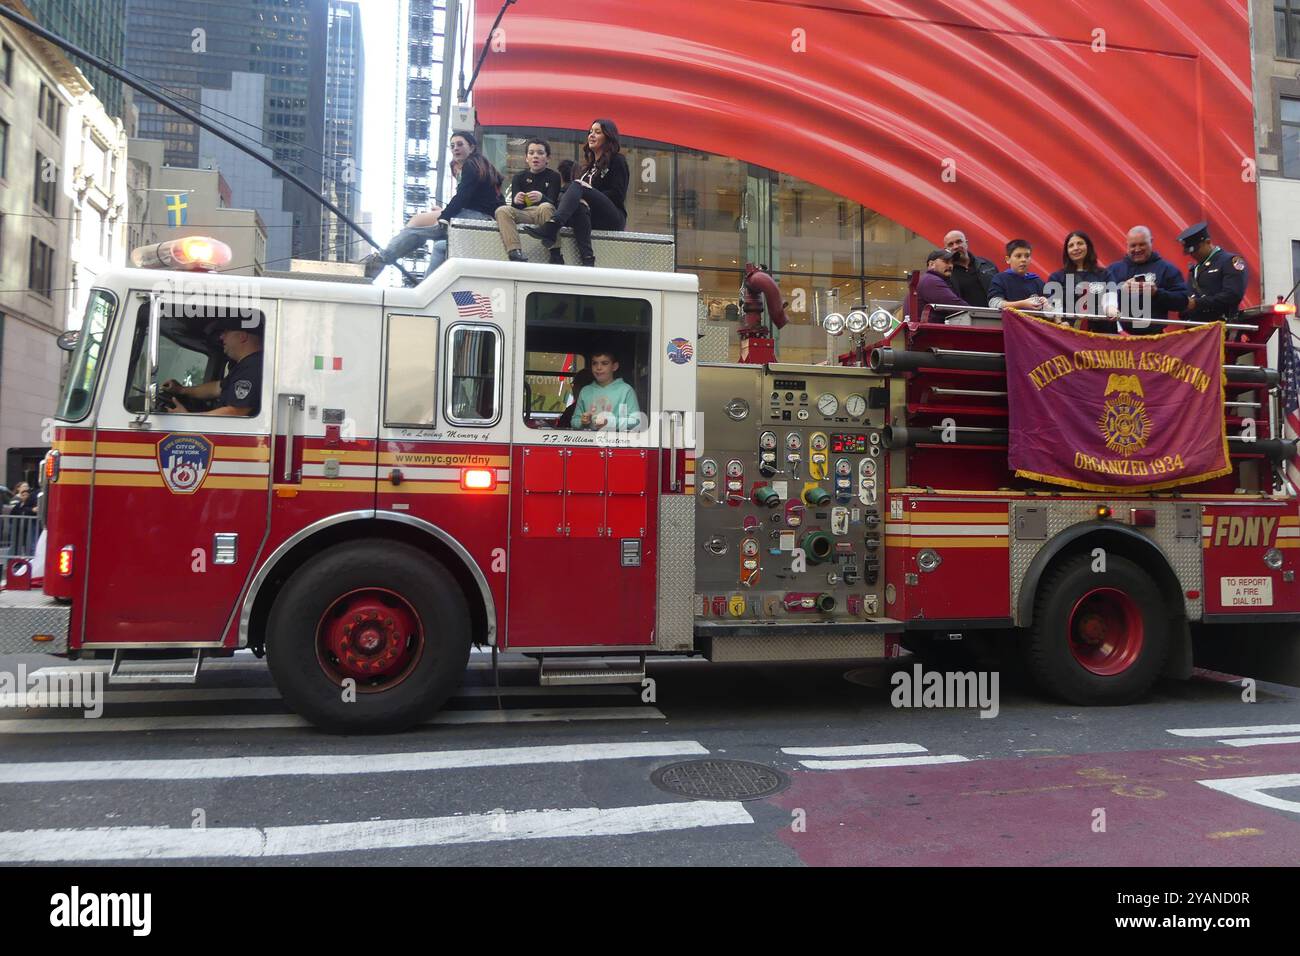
[1028,552,1170,705]
[266,541,471,733]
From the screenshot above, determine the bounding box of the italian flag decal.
[314,355,343,371]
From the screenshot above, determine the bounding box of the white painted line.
[0,684,632,707]
[798,754,970,770]
[0,801,755,862]
[0,705,664,734]
[1167,724,1300,738]
[0,740,709,784]
[0,687,282,707]
[781,743,927,758]
[1219,735,1300,748]
[1198,773,1300,814]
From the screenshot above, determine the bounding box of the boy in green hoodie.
[571,349,640,430]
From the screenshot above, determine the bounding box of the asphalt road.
[0,648,1298,866]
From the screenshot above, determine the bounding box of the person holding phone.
[1103,225,1189,334]
[523,119,629,267]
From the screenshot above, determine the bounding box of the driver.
[163,317,263,416]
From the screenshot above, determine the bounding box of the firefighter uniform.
[1177,221,1247,323]
[218,351,263,414]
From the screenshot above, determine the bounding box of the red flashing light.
[1096,505,1112,519]
[57,546,73,577]
[44,450,60,483]
[460,468,497,491]
[1274,302,1296,315]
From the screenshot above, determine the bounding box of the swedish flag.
[165,193,188,227]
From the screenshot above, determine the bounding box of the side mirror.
[56,330,80,352]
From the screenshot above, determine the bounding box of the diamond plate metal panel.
[1009,500,1203,624]
[705,632,886,662]
[698,323,731,363]
[447,219,675,271]
[0,592,69,655]
[657,494,696,650]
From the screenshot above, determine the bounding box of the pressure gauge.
[726,459,744,478]
[845,393,867,418]
[786,433,802,450]
[816,393,839,417]
[699,458,718,478]
[836,458,853,476]
[759,431,777,451]
[860,457,876,478]
[741,537,760,557]
[811,433,828,451]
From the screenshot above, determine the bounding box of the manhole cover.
[651,759,788,801]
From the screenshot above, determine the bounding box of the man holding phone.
[1103,225,1189,334]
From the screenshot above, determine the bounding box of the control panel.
[696,363,887,625]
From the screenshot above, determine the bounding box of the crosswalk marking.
[781,743,927,758]
[1219,734,1300,748]
[0,682,634,708]
[781,740,970,770]
[0,705,665,735]
[1166,724,1300,737]
[796,754,970,770]
[0,801,755,862]
[0,740,709,784]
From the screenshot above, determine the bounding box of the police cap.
[204,314,264,337]
[1176,220,1210,252]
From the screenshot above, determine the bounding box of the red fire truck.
[2,226,1299,732]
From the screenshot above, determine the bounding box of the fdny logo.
[157,434,213,495]
[667,337,694,365]
[1098,373,1151,457]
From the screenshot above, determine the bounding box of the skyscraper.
[123,0,328,259]
[26,0,127,119]
[395,0,447,270]
[322,0,364,262]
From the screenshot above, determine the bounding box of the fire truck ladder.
[107,649,205,685]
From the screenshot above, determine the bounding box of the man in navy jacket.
[1104,225,1189,334]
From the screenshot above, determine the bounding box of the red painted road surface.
[774,746,1300,865]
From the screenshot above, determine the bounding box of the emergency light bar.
[131,236,233,272]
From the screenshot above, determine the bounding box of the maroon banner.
[1003,312,1230,492]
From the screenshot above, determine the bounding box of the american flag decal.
[667,337,694,365]
[452,290,495,319]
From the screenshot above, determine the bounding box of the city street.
[0,649,1297,866]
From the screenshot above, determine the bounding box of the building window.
[1279,0,1300,58]
[385,313,439,427]
[0,118,8,179]
[37,83,63,134]
[1283,97,1300,178]
[1291,240,1300,292]
[29,237,55,299]
[33,151,57,214]
[0,43,12,87]
[445,324,502,426]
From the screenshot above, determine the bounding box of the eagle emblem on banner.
[1098,374,1151,457]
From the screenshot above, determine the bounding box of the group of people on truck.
[364,118,630,276]
[916,222,1247,333]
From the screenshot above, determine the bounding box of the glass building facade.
[482,129,930,365]
[27,0,127,119]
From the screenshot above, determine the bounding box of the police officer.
[163,316,263,417]
[1177,221,1247,323]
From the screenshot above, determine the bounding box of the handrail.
[926,302,1258,332]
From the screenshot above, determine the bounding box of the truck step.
[538,657,646,687]
[108,650,204,685]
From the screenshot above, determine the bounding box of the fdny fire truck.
[2,223,1299,733]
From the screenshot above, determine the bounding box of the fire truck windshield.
[56,289,118,422]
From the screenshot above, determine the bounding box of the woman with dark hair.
[364,131,504,278]
[1047,230,1113,327]
[524,119,629,266]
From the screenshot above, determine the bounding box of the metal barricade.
[0,514,43,559]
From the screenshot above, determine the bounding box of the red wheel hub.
[1067,587,1143,676]
[317,588,423,690]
